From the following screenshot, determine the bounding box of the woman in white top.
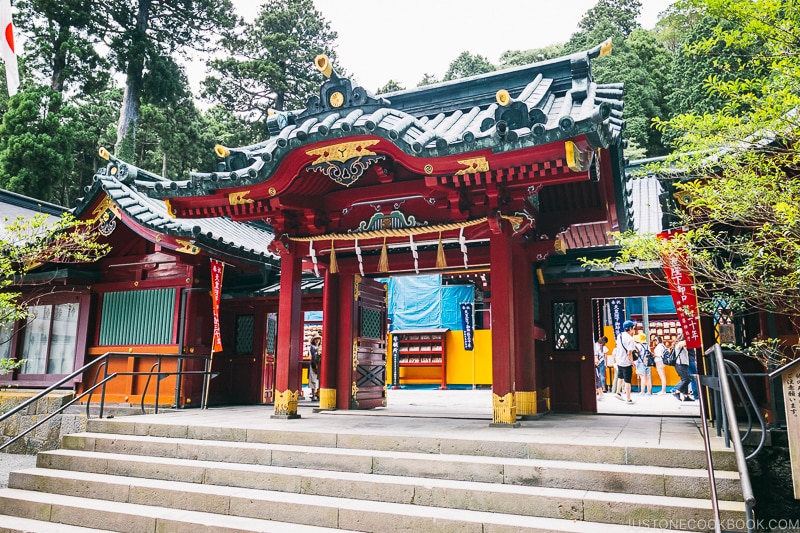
[652,334,669,395]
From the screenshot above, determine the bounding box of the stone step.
[0,475,717,533]
[9,465,748,529]
[0,488,356,533]
[58,432,744,501]
[0,515,112,533]
[83,418,739,470]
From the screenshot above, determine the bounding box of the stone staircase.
[0,415,747,532]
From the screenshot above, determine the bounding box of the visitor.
[614,320,636,404]
[652,334,669,395]
[672,333,694,402]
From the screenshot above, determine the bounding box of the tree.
[443,52,495,81]
[498,44,567,68]
[107,0,236,160]
[376,80,405,95]
[416,73,439,87]
[588,0,800,360]
[202,0,337,126]
[577,0,643,40]
[15,0,110,94]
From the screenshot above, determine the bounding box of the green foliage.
[0,213,109,325]
[577,0,644,39]
[498,44,567,67]
[202,0,337,122]
[376,80,405,95]
[596,0,800,346]
[416,73,440,87]
[443,52,495,81]
[0,357,23,376]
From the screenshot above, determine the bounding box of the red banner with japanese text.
[210,259,224,352]
[657,230,702,348]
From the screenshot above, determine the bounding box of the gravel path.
[0,452,37,488]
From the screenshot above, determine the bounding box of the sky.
[224,0,676,93]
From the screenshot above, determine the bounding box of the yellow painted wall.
[387,330,493,387]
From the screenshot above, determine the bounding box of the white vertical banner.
[0,0,19,96]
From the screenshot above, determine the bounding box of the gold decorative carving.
[329,91,344,108]
[516,391,537,416]
[155,234,162,242]
[274,389,299,416]
[565,140,592,172]
[599,37,613,57]
[455,157,489,175]
[352,340,359,371]
[175,239,200,255]
[492,391,517,424]
[164,199,176,218]
[424,164,434,174]
[351,382,359,407]
[543,386,551,411]
[319,388,336,409]
[307,140,380,165]
[228,190,254,205]
[91,196,120,221]
[354,274,362,301]
[269,187,277,196]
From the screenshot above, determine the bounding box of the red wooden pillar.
[319,269,339,410]
[273,247,303,419]
[489,222,519,426]
[335,274,356,410]
[513,241,538,418]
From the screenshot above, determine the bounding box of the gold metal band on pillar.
[318,388,336,409]
[273,389,299,416]
[492,391,517,425]
[516,391,537,415]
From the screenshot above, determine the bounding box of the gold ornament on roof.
[228,190,254,205]
[329,91,344,108]
[455,156,489,175]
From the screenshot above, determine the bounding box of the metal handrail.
[699,343,757,533]
[0,351,214,452]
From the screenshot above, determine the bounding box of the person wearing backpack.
[634,332,653,395]
[614,320,637,404]
[672,333,694,402]
[652,334,669,395]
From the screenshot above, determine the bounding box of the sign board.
[460,302,474,351]
[770,358,800,499]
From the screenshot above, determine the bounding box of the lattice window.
[235,315,254,355]
[712,297,748,348]
[553,301,578,351]
[266,314,277,354]
[361,308,382,339]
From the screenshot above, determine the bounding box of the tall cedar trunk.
[50,26,69,93]
[114,0,152,160]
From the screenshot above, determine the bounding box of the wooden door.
[225,312,262,404]
[547,300,595,412]
[263,313,277,403]
[350,277,387,409]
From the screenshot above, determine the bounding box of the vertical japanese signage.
[658,230,702,349]
[460,302,474,350]
[391,333,400,388]
[607,298,626,341]
[774,361,800,499]
[210,259,224,352]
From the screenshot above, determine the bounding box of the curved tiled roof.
[138,40,623,199]
[74,164,277,265]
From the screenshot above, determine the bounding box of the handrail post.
[713,343,757,531]
[99,355,109,419]
[155,355,162,415]
[695,372,722,533]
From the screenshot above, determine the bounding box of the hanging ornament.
[309,240,320,277]
[459,227,468,269]
[436,232,447,269]
[355,238,364,276]
[378,237,389,273]
[409,234,419,274]
[329,239,338,274]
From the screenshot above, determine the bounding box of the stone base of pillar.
[273,389,300,419]
[491,391,518,426]
[316,388,336,410]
